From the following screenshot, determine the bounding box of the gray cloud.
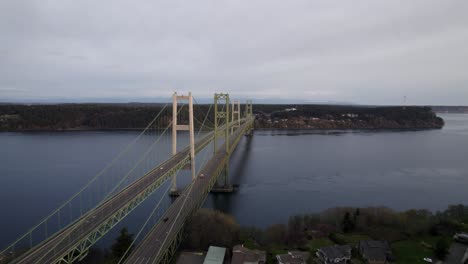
[0,0,467,104]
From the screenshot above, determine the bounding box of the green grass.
[266,244,289,255]
[306,238,334,252]
[391,235,453,264]
[391,240,433,264]
[334,233,372,245]
[242,238,257,249]
[329,233,372,245]
[350,258,365,264]
[265,244,289,264]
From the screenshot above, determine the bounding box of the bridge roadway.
[12,121,243,264]
[124,118,253,264]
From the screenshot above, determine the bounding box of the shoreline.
[0,126,444,132]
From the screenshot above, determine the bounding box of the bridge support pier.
[211,163,233,193]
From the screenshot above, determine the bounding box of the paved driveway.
[445,242,468,264]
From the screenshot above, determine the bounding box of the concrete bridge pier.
[211,163,234,193]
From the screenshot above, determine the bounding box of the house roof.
[203,246,226,264]
[276,251,311,264]
[317,245,351,260]
[358,240,391,261]
[232,245,266,264]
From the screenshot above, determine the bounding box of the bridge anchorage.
[0,92,254,264]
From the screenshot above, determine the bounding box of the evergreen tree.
[111,228,134,260]
[434,237,449,260]
[342,212,355,233]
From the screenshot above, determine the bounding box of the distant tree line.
[0,103,444,130]
[0,104,216,130]
[255,105,444,129]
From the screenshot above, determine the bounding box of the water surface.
[1,114,467,249]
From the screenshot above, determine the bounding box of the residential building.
[203,246,227,264]
[316,245,351,264]
[231,244,266,264]
[276,251,310,264]
[358,240,393,264]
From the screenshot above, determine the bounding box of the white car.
[423,257,433,263]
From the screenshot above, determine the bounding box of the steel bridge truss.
[152,117,254,264]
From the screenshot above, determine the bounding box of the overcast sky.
[1,1,467,104]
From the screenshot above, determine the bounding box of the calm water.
[1,114,467,249]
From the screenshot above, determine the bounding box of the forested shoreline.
[0,103,444,131]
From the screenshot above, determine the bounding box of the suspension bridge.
[0,92,254,264]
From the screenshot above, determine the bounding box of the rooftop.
[203,246,226,264]
[317,245,351,260]
[232,245,266,264]
[276,251,311,264]
[358,240,392,261]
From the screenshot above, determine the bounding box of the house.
[203,246,227,264]
[231,244,266,264]
[358,240,393,264]
[316,245,351,264]
[276,251,310,264]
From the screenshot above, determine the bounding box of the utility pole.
[171,92,196,195]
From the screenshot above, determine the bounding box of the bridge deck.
[124,118,253,264]
[12,130,218,264]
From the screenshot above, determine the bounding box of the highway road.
[124,119,252,264]
[11,128,219,264]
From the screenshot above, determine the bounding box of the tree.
[111,228,134,260]
[264,224,287,245]
[342,212,355,233]
[184,209,240,250]
[434,237,449,260]
[287,215,305,245]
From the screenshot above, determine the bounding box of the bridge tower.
[213,93,230,155]
[231,100,241,135]
[245,100,254,136]
[212,93,233,192]
[171,92,196,195]
[246,100,253,117]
